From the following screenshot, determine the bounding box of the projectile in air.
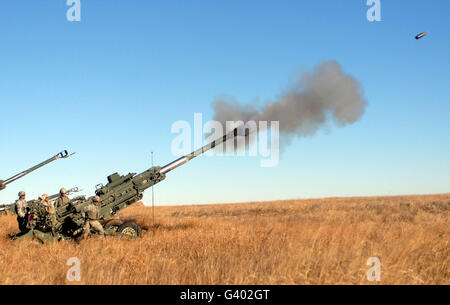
[415,32,427,40]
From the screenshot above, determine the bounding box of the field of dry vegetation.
[0,194,448,284]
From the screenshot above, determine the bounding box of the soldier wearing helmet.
[40,193,57,233]
[54,187,71,208]
[15,191,28,232]
[81,196,105,239]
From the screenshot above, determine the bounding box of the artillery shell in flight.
[415,32,427,40]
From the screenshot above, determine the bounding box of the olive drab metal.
[0,150,74,191]
[10,128,242,242]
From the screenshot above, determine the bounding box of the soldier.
[81,196,105,239]
[54,188,71,208]
[40,194,57,233]
[15,191,28,232]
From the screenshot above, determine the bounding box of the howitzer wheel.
[117,222,142,238]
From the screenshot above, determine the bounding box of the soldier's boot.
[81,222,90,239]
[99,228,106,238]
[82,230,89,240]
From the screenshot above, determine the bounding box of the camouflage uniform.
[54,196,71,208]
[15,194,28,232]
[54,188,71,208]
[25,214,37,230]
[40,195,57,231]
[81,200,105,238]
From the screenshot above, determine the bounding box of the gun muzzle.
[0,150,75,190]
[160,127,242,175]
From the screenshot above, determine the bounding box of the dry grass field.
[0,194,448,284]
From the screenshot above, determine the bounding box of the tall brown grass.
[0,194,448,284]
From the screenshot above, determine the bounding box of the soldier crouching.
[40,194,57,233]
[81,196,105,239]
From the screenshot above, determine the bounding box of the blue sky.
[0,1,449,205]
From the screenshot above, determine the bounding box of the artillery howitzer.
[14,128,242,242]
[0,187,82,216]
[0,150,74,191]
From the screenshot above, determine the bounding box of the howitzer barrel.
[48,187,81,200]
[20,126,246,240]
[0,150,74,190]
[160,127,240,175]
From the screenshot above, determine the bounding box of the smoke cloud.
[211,61,368,150]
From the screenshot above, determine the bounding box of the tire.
[117,222,142,238]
